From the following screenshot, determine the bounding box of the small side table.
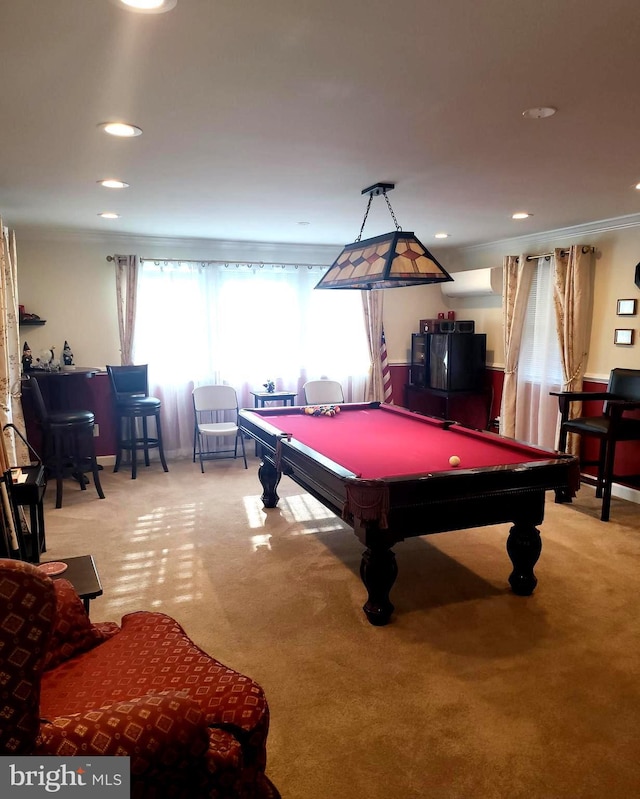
[7,464,47,563]
[42,554,103,615]
[250,390,297,408]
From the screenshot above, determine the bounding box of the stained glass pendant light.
[315,183,453,290]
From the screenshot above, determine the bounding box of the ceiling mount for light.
[315,183,453,290]
[522,106,557,119]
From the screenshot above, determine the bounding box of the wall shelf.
[19,320,46,326]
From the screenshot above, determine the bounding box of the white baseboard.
[611,481,640,504]
[581,473,640,505]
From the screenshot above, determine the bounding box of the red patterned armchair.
[0,558,280,798]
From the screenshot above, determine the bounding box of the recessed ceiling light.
[434,232,449,239]
[112,0,177,13]
[512,212,533,220]
[98,122,143,138]
[98,212,120,219]
[522,107,557,119]
[635,182,640,190]
[98,179,130,189]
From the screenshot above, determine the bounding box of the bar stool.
[106,364,169,479]
[27,376,105,509]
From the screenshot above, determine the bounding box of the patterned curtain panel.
[500,254,533,438]
[0,219,28,467]
[114,254,139,366]
[361,290,385,402]
[553,245,594,455]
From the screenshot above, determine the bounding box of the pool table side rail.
[239,407,580,539]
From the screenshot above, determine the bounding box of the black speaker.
[438,320,475,333]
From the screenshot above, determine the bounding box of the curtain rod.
[524,245,595,261]
[105,255,327,268]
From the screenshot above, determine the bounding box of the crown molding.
[14,225,343,264]
[458,212,640,256]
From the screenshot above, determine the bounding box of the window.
[132,260,370,455]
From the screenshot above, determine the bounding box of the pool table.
[239,402,580,625]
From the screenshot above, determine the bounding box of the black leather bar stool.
[27,376,105,509]
[106,364,169,479]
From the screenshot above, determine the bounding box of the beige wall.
[14,220,640,381]
[432,221,640,381]
[15,231,341,369]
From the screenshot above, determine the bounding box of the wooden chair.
[551,368,640,521]
[303,379,344,405]
[192,385,247,472]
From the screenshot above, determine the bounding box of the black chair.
[551,368,640,521]
[26,376,105,509]
[106,364,169,479]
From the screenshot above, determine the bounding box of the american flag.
[380,328,393,403]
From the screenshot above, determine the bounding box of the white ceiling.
[2,0,640,251]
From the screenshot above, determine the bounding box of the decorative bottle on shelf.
[62,340,74,366]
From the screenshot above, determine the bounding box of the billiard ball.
[449,455,461,467]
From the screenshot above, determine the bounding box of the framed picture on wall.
[616,298,637,316]
[614,328,635,345]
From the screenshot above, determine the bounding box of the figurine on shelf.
[62,340,74,366]
[21,341,33,373]
[263,379,275,393]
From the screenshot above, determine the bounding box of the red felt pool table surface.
[261,403,554,479]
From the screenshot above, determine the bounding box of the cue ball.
[449,455,461,467]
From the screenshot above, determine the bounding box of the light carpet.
[41,455,640,799]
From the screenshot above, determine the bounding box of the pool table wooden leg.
[258,459,281,508]
[506,523,542,596]
[360,545,398,626]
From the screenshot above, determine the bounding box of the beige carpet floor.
[41,454,640,799]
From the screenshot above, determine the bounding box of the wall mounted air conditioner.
[441,267,503,298]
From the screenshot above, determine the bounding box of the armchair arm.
[36,693,210,772]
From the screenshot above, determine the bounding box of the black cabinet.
[405,384,492,429]
[408,333,489,428]
[410,333,486,391]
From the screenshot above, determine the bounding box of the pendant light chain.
[355,187,402,242]
[355,193,374,242]
[383,189,402,231]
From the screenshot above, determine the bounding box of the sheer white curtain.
[515,255,563,448]
[133,261,369,457]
